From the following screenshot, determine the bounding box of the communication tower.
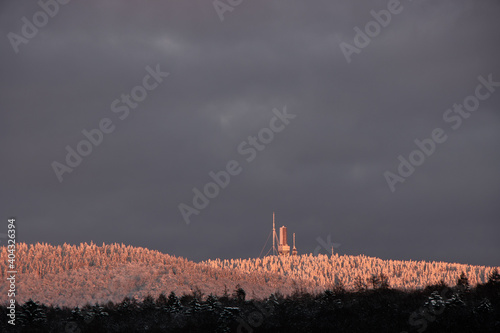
[278,226,290,255]
[262,212,297,257]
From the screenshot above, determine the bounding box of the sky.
[1,0,499,267]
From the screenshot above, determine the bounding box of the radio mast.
[292,233,297,256]
[272,212,277,255]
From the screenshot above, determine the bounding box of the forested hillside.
[0,243,497,308]
[204,253,498,292]
[0,243,302,307]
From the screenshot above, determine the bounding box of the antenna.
[272,212,277,256]
[292,232,297,256]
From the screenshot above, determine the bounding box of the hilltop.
[0,242,497,307]
[203,253,497,291]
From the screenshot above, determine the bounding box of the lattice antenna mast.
[272,212,277,256]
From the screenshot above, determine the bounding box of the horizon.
[11,240,498,268]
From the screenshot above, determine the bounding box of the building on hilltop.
[278,226,290,255]
[270,212,297,256]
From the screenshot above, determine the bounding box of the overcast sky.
[1,0,499,267]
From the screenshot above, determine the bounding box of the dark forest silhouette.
[1,269,499,332]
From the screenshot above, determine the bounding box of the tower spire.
[292,232,297,256]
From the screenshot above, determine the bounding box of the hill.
[0,242,497,307]
[203,253,498,291]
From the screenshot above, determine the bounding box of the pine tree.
[368,274,380,289]
[487,268,500,286]
[142,295,155,311]
[379,273,390,289]
[156,293,168,309]
[167,291,182,313]
[205,294,221,312]
[18,299,47,327]
[456,271,470,291]
[233,284,246,302]
[354,276,367,291]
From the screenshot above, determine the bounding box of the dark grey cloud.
[1,0,499,266]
